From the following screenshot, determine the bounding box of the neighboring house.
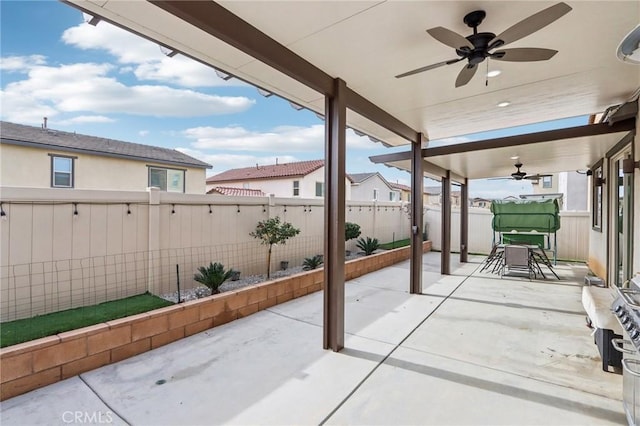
[519,193,564,208]
[206,159,352,199]
[349,172,400,202]
[503,196,520,202]
[207,186,265,197]
[531,172,588,210]
[390,182,411,202]
[0,121,211,193]
[471,197,492,208]
[424,186,462,207]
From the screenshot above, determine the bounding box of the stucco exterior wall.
[0,144,206,194]
[351,175,398,202]
[206,167,351,200]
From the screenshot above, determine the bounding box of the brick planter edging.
[0,241,431,400]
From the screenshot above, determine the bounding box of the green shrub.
[250,216,300,278]
[356,237,379,256]
[345,222,361,241]
[302,255,324,271]
[193,262,235,295]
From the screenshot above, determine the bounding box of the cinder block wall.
[0,241,431,401]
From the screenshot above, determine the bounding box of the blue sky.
[0,1,588,198]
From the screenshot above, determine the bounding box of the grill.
[611,276,640,426]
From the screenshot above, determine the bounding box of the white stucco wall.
[0,144,207,193]
[206,166,352,200]
[351,175,398,202]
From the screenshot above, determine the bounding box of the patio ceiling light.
[215,69,233,81]
[487,70,501,77]
[159,46,178,57]
[497,101,510,108]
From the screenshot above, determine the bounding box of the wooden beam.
[149,0,335,95]
[323,79,347,352]
[410,135,424,294]
[460,178,468,263]
[149,1,419,144]
[369,119,637,164]
[441,172,451,275]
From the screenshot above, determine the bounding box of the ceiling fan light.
[497,101,510,108]
[487,70,501,77]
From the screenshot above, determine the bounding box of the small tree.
[345,222,361,242]
[193,262,235,295]
[250,216,300,278]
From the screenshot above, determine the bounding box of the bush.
[356,237,379,256]
[193,262,235,295]
[345,222,361,241]
[302,255,324,271]
[250,216,300,278]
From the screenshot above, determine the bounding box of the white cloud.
[0,55,46,71]
[62,20,242,88]
[183,124,373,152]
[0,61,255,124]
[53,115,115,126]
[176,148,298,174]
[139,130,149,137]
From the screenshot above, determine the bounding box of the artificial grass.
[379,238,411,250]
[1,293,173,348]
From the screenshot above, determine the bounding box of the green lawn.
[1,293,173,348]
[379,238,411,250]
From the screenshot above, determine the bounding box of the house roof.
[207,159,325,183]
[390,182,411,192]
[207,186,266,197]
[424,186,462,196]
[0,121,211,169]
[348,172,398,191]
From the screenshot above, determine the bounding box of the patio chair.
[501,244,533,280]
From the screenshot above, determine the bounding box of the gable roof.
[207,186,266,197]
[207,159,325,183]
[348,172,397,190]
[348,172,377,184]
[390,182,410,192]
[0,121,211,169]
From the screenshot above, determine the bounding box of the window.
[591,161,603,231]
[293,180,300,196]
[50,155,75,188]
[148,167,185,192]
[315,181,324,197]
[542,175,552,188]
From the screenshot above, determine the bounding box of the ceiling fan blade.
[524,174,553,180]
[455,63,477,87]
[490,2,572,48]
[492,48,558,62]
[427,27,474,50]
[395,58,462,79]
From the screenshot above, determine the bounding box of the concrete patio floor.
[1,252,624,425]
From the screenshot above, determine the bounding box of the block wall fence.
[0,241,431,401]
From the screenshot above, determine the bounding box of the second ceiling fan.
[395,2,572,87]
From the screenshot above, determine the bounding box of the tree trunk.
[267,245,272,279]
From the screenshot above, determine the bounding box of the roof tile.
[0,121,211,169]
[207,159,324,183]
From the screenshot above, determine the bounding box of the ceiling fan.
[395,2,572,87]
[493,162,552,181]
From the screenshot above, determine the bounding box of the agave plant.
[356,237,379,256]
[302,255,324,271]
[193,262,235,295]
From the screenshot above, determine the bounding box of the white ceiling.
[66,0,639,178]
